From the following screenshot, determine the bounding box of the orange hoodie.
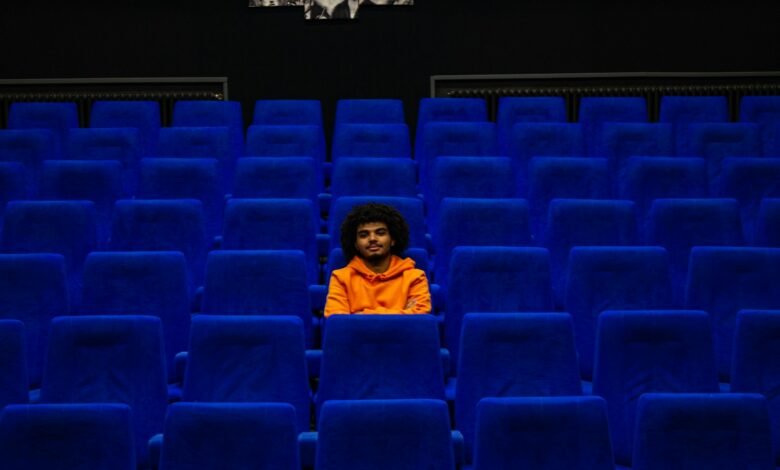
[324,255,431,317]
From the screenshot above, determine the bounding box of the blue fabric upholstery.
[732,310,780,465]
[434,198,530,290]
[645,198,743,304]
[40,315,167,466]
[253,99,323,127]
[2,200,97,307]
[40,160,123,244]
[222,198,319,285]
[233,156,318,198]
[331,157,417,199]
[415,121,497,184]
[182,315,311,432]
[332,123,411,160]
[0,403,136,470]
[497,97,567,153]
[157,127,239,193]
[201,250,313,347]
[66,127,141,194]
[317,315,445,413]
[713,157,780,240]
[160,403,300,470]
[660,95,729,124]
[139,158,223,239]
[678,123,761,183]
[171,100,245,157]
[446,248,554,372]
[8,102,78,148]
[316,399,454,470]
[527,157,610,240]
[503,123,585,192]
[543,199,638,305]
[110,199,207,291]
[0,320,27,409]
[740,95,780,124]
[245,125,326,190]
[325,247,429,281]
[335,99,405,125]
[427,157,518,235]
[0,163,29,229]
[592,310,719,466]
[632,393,773,470]
[457,313,580,462]
[578,97,647,154]
[416,97,487,139]
[0,129,59,194]
[686,247,780,381]
[80,252,191,375]
[755,198,780,246]
[329,196,427,253]
[564,247,673,379]
[618,156,708,219]
[0,254,67,388]
[595,123,674,176]
[472,396,613,470]
[90,100,160,156]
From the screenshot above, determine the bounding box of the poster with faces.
[249,0,413,21]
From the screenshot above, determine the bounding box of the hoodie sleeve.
[324,272,351,318]
[400,270,431,314]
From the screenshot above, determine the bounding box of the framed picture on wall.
[248,0,304,7]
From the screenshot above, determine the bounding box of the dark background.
[1,0,778,130]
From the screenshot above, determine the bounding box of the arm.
[400,271,431,314]
[324,273,351,318]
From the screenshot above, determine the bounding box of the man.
[324,203,431,316]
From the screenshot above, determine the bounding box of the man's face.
[355,221,394,261]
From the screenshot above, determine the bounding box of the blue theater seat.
[157,127,239,193]
[172,100,245,156]
[316,315,445,413]
[0,163,29,231]
[0,254,67,388]
[659,95,729,132]
[0,129,59,194]
[110,199,208,291]
[618,156,708,219]
[686,247,780,381]
[755,198,780,246]
[678,123,761,183]
[7,102,78,147]
[456,313,580,462]
[527,157,610,240]
[80,251,191,375]
[740,95,780,124]
[182,315,311,433]
[714,157,780,240]
[201,250,314,347]
[645,198,743,304]
[577,97,647,154]
[40,315,167,467]
[139,158,223,239]
[159,403,300,470]
[592,310,719,467]
[90,100,160,156]
[496,96,567,153]
[472,397,614,470]
[632,393,773,470]
[415,121,497,183]
[66,127,142,194]
[565,247,673,379]
[416,97,487,138]
[316,399,454,470]
[732,310,780,466]
[332,123,411,160]
[245,125,326,190]
[445,248,554,372]
[331,157,417,200]
[0,404,136,470]
[594,122,674,176]
[335,98,405,126]
[0,320,27,409]
[253,99,323,127]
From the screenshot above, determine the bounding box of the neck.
[361,255,392,274]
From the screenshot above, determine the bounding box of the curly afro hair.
[340,203,410,261]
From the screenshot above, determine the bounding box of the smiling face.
[355,221,395,261]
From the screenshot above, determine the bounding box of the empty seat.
[416,97,487,138]
[446,248,554,371]
[317,399,454,470]
[245,125,325,190]
[0,404,136,470]
[159,403,300,470]
[139,158,223,239]
[527,157,610,239]
[592,310,719,467]
[0,129,59,194]
[415,121,497,183]
[755,198,780,246]
[335,98,405,126]
[678,123,761,182]
[89,100,160,156]
[80,251,191,374]
[158,126,239,192]
[457,313,580,461]
[0,163,29,230]
[66,127,142,194]
[201,250,314,347]
[659,95,729,131]
[332,123,411,160]
[40,315,168,466]
[503,123,585,192]
[577,97,647,154]
[110,199,208,290]
[686,247,780,381]
[618,156,708,218]
[472,397,614,470]
[632,393,773,470]
[732,310,780,465]
[713,157,780,239]
[740,95,780,124]
[331,157,417,199]
[252,99,323,127]
[565,246,673,379]
[171,100,245,156]
[0,254,67,388]
[0,320,27,409]
[7,102,78,147]
[317,315,444,413]
[594,122,674,176]
[496,96,567,153]
[182,315,311,433]
[222,198,319,285]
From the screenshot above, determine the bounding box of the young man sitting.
[324,203,431,316]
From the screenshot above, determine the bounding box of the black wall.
[1,0,778,129]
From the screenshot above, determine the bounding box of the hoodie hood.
[347,255,416,282]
